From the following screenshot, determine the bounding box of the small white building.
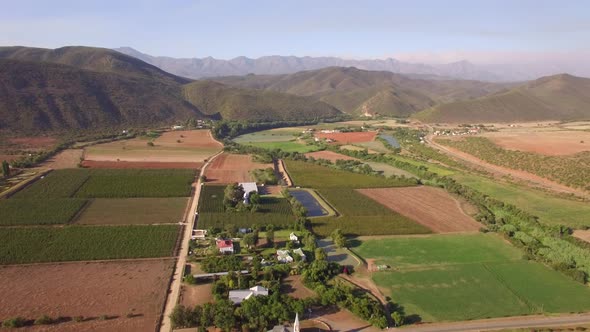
[238,182,258,203]
[289,232,299,242]
[277,250,293,263]
[191,229,207,240]
[229,285,269,305]
[293,248,306,261]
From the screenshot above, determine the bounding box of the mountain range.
[0,46,340,133]
[115,47,590,82]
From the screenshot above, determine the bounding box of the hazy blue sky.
[1,0,588,62]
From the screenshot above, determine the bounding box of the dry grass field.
[0,259,173,332]
[206,153,272,183]
[573,230,590,243]
[483,130,590,156]
[357,186,481,233]
[40,149,84,169]
[81,160,202,169]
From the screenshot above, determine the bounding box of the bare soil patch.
[316,308,380,332]
[281,275,316,299]
[81,160,202,169]
[154,130,223,149]
[573,230,590,244]
[357,186,481,233]
[315,131,378,144]
[483,131,590,156]
[179,283,214,308]
[40,149,83,169]
[0,154,22,162]
[305,150,359,162]
[0,259,173,332]
[206,153,272,184]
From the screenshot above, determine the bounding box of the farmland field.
[305,150,358,162]
[12,169,90,198]
[244,141,321,153]
[315,131,377,143]
[454,173,590,228]
[312,189,430,236]
[357,234,590,322]
[437,136,590,191]
[233,129,300,143]
[84,130,221,163]
[40,149,84,169]
[0,198,88,225]
[0,225,179,264]
[81,160,203,169]
[76,198,188,225]
[206,153,273,184]
[0,259,173,332]
[482,130,590,156]
[357,186,481,233]
[197,185,294,229]
[285,159,414,188]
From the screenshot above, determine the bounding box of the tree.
[213,300,236,331]
[266,229,275,248]
[2,160,9,178]
[249,192,261,205]
[314,247,327,261]
[392,311,405,327]
[223,183,245,209]
[331,228,347,248]
[243,233,257,250]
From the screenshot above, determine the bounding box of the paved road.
[159,151,223,332]
[395,313,590,332]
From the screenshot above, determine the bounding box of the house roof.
[293,248,306,257]
[229,285,269,304]
[239,182,258,195]
[216,239,233,249]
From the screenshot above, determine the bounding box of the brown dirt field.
[81,160,203,169]
[0,154,22,162]
[8,137,57,149]
[316,308,380,332]
[357,186,482,233]
[0,259,173,332]
[315,131,378,144]
[154,130,223,149]
[483,131,590,156]
[40,149,83,169]
[305,150,359,162]
[281,275,316,299]
[205,153,272,184]
[259,185,284,195]
[179,283,214,308]
[573,230,590,243]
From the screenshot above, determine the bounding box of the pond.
[379,134,400,148]
[289,190,328,217]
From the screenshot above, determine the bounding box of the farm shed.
[228,285,269,304]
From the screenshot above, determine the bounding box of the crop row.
[14,168,197,199]
[438,137,590,191]
[0,225,179,264]
[0,198,88,226]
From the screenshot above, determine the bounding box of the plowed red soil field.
[0,259,173,332]
[206,153,272,183]
[305,150,359,162]
[357,186,481,233]
[315,131,377,144]
[81,160,202,169]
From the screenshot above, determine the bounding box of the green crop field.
[0,225,179,264]
[311,189,430,236]
[233,129,300,143]
[198,185,294,229]
[74,169,196,198]
[12,169,90,198]
[357,234,590,322]
[454,173,590,228]
[14,169,196,199]
[285,160,414,188]
[0,198,88,226]
[76,197,188,225]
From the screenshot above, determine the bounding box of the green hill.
[214,67,510,117]
[182,80,341,121]
[415,74,590,123]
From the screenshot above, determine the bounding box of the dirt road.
[158,150,223,332]
[396,312,590,332]
[424,127,590,199]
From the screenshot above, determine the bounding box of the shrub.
[2,317,26,328]
[34,315,54,325]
